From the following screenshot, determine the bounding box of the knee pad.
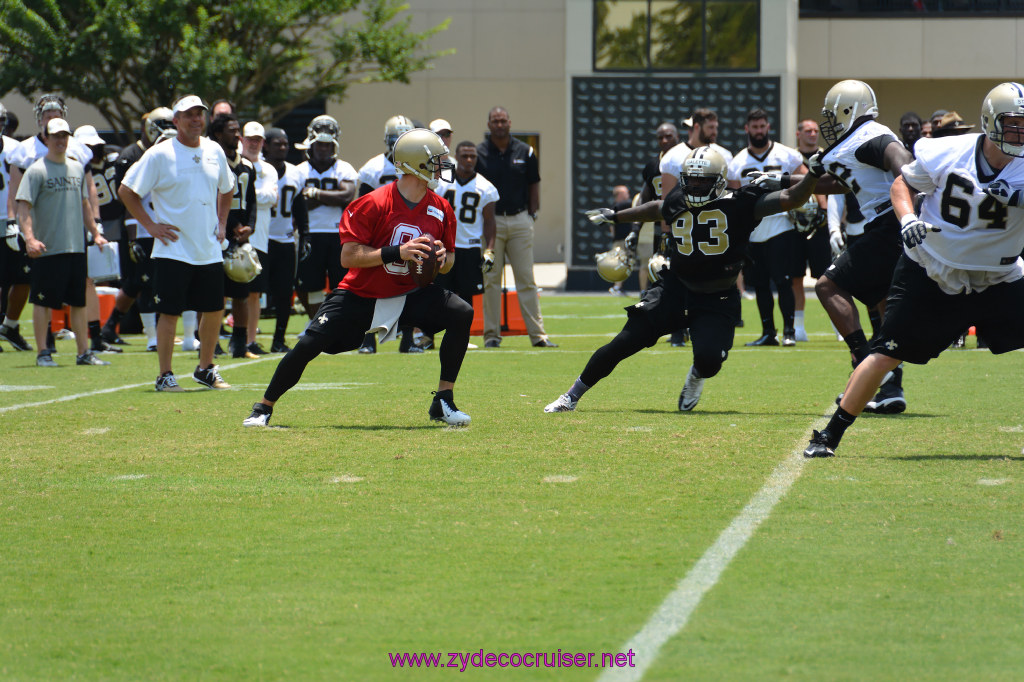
[306,290,325,305]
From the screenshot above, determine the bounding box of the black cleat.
[0,323,33,351]
[429,390,471,425]
[91,339,123,354]
[243,402,273,427]
[247,342,269,355]
[270,340,291,353]
[745,333,779,347]
[803,430,836,458]
[100,326,128,345]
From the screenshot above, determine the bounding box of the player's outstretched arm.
[586,200,663,227]
[753,157,822,220]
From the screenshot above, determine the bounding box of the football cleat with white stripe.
[429,391,471,426]
[543,393,577,413]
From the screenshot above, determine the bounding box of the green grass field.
[2,294,1022,681]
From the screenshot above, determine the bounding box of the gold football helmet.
[384,115,415,157]
[144,107,174,146]
[223,243,263,283]
[820,80,878,145]
[595,245,636,283]
[296,115,340,155]
[680,147,728,208]
[981,82,1024,157]
[393,128,454,189]
[647,252,669,283]
[788,197,825,235]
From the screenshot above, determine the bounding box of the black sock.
[823,407,857,447]
[232,326,246,346]
[103,308,123,331]
[88,320,101,342]
[844,329,869,365]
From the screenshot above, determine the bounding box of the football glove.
[5,219,19,252]
[828,226,845,258]
[748,171,789,192]
[128,241,148,264]
[900,216,940,248]
[298,237,312,262]
[585,208,615,225]
[984,179,1024,207]
[805,152,826,178]
[481,248,495,273]
[624,230,639,252]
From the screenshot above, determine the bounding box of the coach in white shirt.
[119,95,236,392]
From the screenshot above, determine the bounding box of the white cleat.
[678,365,705,411]
[429,394,471,426]
[544,393,577,413]
[795,328,809,342]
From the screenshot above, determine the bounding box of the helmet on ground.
[820,80,878,145]
[393,128,454,189]
[595,244,636,283]
[223,243,263,283]
[680,146,728,208]
[981,82,1024,158]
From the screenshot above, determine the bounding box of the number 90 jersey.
[660,183,769,289]
[434,173,499,248]
[903,134,1024,274]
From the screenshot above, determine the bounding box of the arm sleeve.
[291,191,309,236]
[854,134,899,170]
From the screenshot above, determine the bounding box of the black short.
[248,249,268,294]
[224,270,250,299]
[791,227,831,279]
[122,238,155,312]
[306,285,472,355]
[747,231,798,286]
[153,258,225,315]
[265,240,297,299]
[873,255,1024,364]
[821,212,901,308]
[434,246,483,304]
[296,232,345,293]
[0,243,32,286]
[627,274,739,351]
[29,252,87,309]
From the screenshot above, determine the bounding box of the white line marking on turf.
[113,474,148,481]
[977,478,1010,486]
[543,475,578,483]
[0,356,274,415]
[0,384,54,392]
[81,427,111,435]
[597,414,831,682]
[999,425,1023,432]
[330,475,363,483]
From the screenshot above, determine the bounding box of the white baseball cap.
[429,118,453,134]
[242,121,266,138]
[46,118,71,136]
[172,95,208,115]
[74,124,105,146]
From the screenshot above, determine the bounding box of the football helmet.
[595,244,636,283]
[384,115,415,157]
[820,80,878,145]
[296,115,340,154]
[34,93,67,126]
[392,128,454,189]
[223,243,263,283]
[144,107,174,145]
[647,252,669,283]
[980,82,1024,157]
[788,197,825,235]
[680,147,728,208]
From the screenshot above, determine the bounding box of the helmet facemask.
[680,148,727,208]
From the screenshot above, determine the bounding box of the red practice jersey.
[338,183,457,298]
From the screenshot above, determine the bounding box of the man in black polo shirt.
[475,106,556,348]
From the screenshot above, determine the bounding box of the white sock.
[3,317,18,328]
[182,311,197,347]
[141,312,157,346]
[794,310,805,328]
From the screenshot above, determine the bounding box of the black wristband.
[380,245,402,264]
[611,210,619,223]
[783,173,793,189]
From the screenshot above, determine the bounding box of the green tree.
[0,0,450,136]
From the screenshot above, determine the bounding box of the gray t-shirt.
[16,156,89,256]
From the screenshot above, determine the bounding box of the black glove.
[900,216,940,248]
[624,230,639,252]
[298,236,312,262]
[985,179,1024,207]
[128,240,148,264]
[806,152,826,178]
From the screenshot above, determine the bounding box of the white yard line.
[597,415,831,682]
[0,356,272,415]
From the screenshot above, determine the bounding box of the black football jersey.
[92,154,124,222]
[226,154,257,240]
[660,183,769,288]
[642,157,662,199]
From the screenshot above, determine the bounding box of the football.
[410,235,442,287]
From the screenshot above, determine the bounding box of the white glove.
[805,151,826,178]
[586,208,615,224]
[5,219,21,252]
[624,230,638,252]
[747,171,788,192]
[985,179,1024,207]
[900,215,940,248]
[828,227,845,258]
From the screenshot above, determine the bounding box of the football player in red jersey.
[243,129,474,427]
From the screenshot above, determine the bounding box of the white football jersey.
[248,158,278,252]
[821,119,899,221]
[269,162,304,243]
[1,135,17,218]
[434,173,499,249]
[9,134,93,170]
[901,134,1024,291]
[296,158,357,234]
[357,153,399,191]
[728,142,805,242]
[659,142,733,187]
